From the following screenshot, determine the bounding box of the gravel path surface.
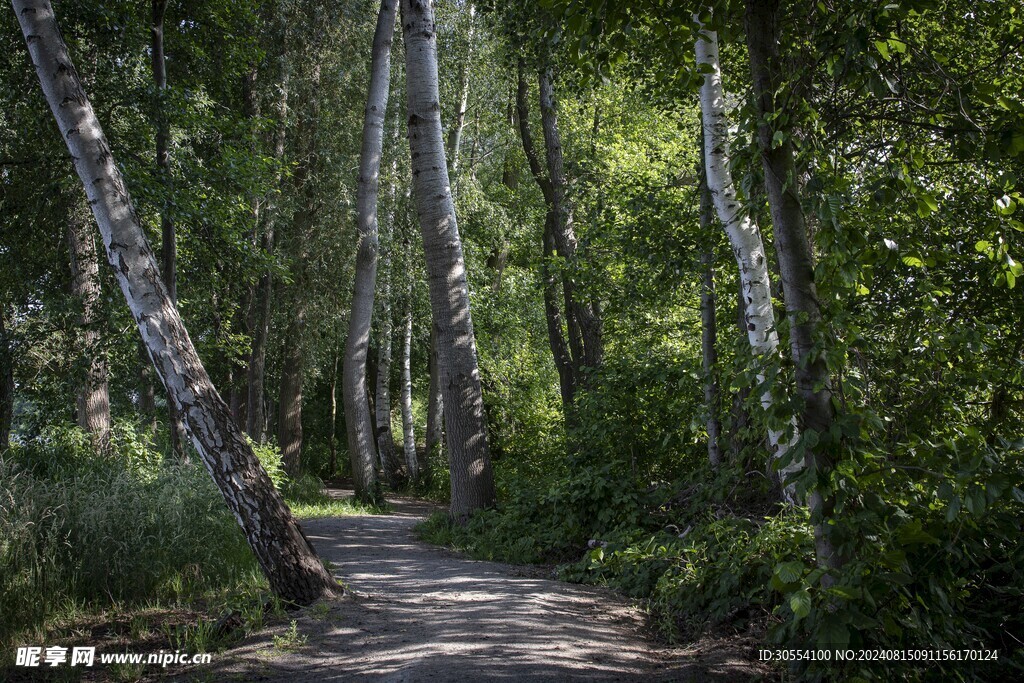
[199,491,768,682]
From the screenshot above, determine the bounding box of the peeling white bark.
[695,17,799,496]
[15,0,337,603]
[345,0,397,501]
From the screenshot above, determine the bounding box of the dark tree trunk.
[150,0,187,460]
[730,278,753,460]
[401,0,495,520]
[137,339,157,433]
[538,67,603,374]
[745,0,839,578]
[329,343,339,477]
[0,306,12,453]
[67,201,112,450]
[278,308,305,479]
[515,61,574,415]
[247,17,290,443]
[14,0,337,603]
[699,173,722,468]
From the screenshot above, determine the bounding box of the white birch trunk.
[401,0,495,520]
[695,18,799,497]
[344,0,397,501]
[400,281,418,481]
[14,0,337,603]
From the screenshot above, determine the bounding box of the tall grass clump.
[0,422,260,647]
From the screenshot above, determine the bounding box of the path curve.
[202,490,766,682]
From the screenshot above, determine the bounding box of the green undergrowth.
[0,422,378,659]
[417,454,1024,682]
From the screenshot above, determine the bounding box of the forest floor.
[190,489,773,682]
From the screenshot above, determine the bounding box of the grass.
[0,424,384,678]
[289,492,390,519]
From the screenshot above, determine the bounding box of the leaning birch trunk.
[400,280,418,481]
[694,19,799,497]
[67,201,112,450]
[698,172,722,468]
[14,0,337,604]
[345,0,397,501]
[744,0,839,579]
[401,0,495,520]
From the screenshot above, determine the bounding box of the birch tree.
[401,0,495,520]
[400,271,418,481]
[13,0,338,604]
[344,0,398,501]
[694,18,799,495]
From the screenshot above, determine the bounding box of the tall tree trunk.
[744,0,839,578]
[515,62,574,414]
[136,339,157,432]
[695,18,798,493]
[542,216,575,415]
[445,1,475,175]
[277,56,321,480]
[401,0,495,521]
[699,173,722,468]
[374,261,403,488]
[424,324,443,475]
[345,0,397,501]
[67,201,111,450]
[278,308,305,478]
[247,50,289,443]
[400,277,418,481]
[0,305,12,453]
[329,342,339,477]
[537,67,603,374]
[150,0,187,460]
[730,277,753,460]
[14,0,337,603]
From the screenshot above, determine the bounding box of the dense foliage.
[1,0,1022,680]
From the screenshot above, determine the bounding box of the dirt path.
[200,491,768,682]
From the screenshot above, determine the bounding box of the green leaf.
[771,130,785,149]
[776,561,805,584]
[874,40,890,60]
[790,589,812,618]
